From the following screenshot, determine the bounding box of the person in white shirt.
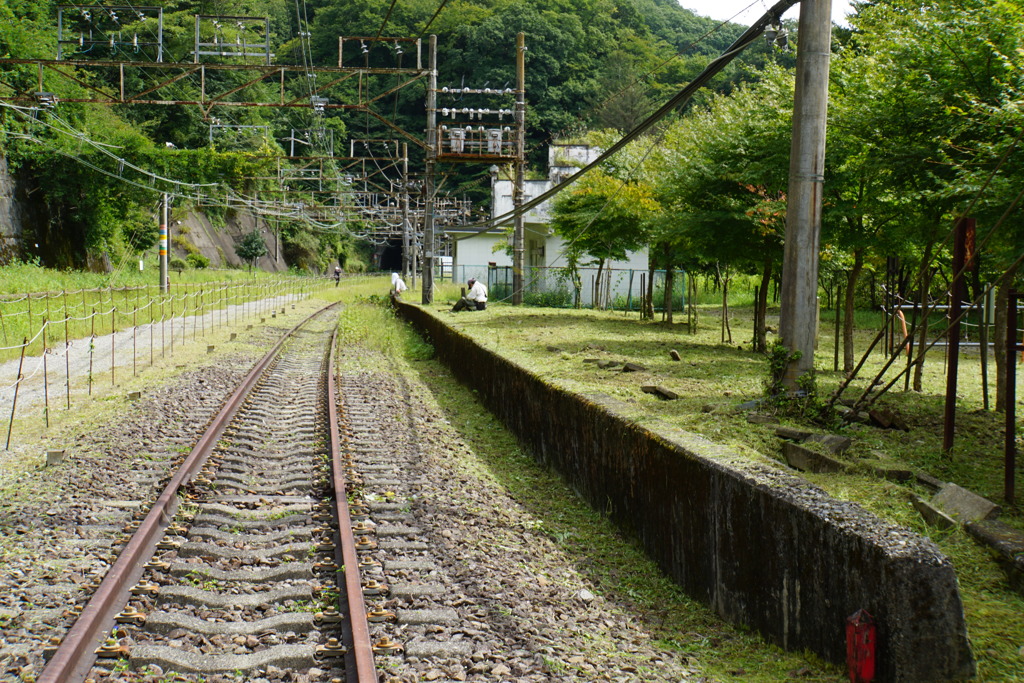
[452,277,488,312]
[391,272,408,297]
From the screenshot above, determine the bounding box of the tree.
[657,66,793,348]
[235,230,268,272]
[550,169,659,308]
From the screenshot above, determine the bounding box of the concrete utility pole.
[421,34,438,304]
[778,0,832,389]
[512,32,526,305]
[159,193,169,293]
[401,143,411,280]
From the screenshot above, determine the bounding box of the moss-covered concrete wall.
[396,301,975,682]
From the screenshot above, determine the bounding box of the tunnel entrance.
[379,240,403,272]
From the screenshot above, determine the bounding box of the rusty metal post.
[942,218,971,453]
[132,302,138,378]
[42,321,49,428]
[5,338,27,450]
[63,300,70,410]
[111,305,116,387]
[1006,290,1019,504]
[88,309,96,396]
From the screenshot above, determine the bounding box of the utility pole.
[421,35,438,304]
[512,32,526,305]
[159,193,169,293]
[401,143,411,281]
[778,0,832,389]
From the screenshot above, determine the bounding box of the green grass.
[424,299,1024,680]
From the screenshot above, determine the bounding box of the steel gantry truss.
[0,8,526,299]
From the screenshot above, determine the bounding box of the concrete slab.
[130,643,315,674]
[966,519,1024,596]
[804,433,852,454]
[931,483,1000,522]
[912,497,958,530]
[403,639,474,659]
[781,442,850,474]
[156,584,311,610]
[390,583,444,598]
[144,611,316,636]
[397,608,459,625]
[775,426,813,441]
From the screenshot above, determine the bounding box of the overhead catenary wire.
[375,0,400,39]
[454,0,801,237]
[417,0,451,40]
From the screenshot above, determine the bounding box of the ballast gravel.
[0,328,713,682]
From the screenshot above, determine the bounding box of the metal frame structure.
[57,5,164,62]
[193,15,272,64]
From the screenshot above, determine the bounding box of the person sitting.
[451,277,488,312]
[391,272,408,297]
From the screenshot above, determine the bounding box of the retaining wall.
[396,301,975,682]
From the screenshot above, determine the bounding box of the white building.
[447,144,649,306]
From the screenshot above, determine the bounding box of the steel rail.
[38,301,340,683]
[325,326,378,683]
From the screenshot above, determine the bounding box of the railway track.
[17,300,718,683]
[37,305,378,683]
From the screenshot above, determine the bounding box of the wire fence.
[1,275,335,450]
[452,264,687,311]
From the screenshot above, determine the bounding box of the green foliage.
[234,230,268,271]
[186,252,210,269]
[761,341,836,426]
[168,256,188,274]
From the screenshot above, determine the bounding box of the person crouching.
[451,277,488,312]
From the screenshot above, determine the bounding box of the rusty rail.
[326,325,378,682]
[38,302,342,683]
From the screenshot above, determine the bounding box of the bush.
[186,253,210,269]
[169,256,187,274]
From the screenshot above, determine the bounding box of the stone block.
[965,519,1024,596]
[868,465,913,482]
[775,426,813,441]
[915,471,945,491]
[912,497,957,529]
[641,385,678,400]
[621,362,647,372]
[781,442,849,474]
[746,414,776,425]
[804,433,852,454]
[669,349,681,361]
[931,483,1000,522]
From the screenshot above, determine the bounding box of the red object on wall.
[846,609,876,682]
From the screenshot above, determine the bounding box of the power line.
[417,0,450,40]
[456,0,800,237]
[375,0,400,39]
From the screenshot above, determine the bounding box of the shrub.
[186,253,210,269]
[169,256,187,274]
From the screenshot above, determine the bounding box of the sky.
[677,0,854,27]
